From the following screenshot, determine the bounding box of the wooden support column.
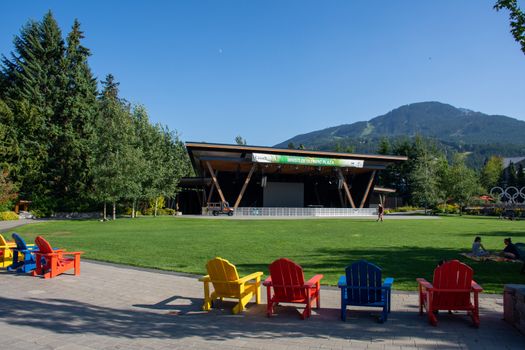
[206,162,226,204]
[337,169,356,208]
[233,164,256,209]
[207,170,218,204]
[359,170,377,208]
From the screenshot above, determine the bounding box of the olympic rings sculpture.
[490,186,525,204]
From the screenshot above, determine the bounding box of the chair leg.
[472,292,480,328]
[418,286,424,315]
[427,294,437,326]
[316,283,321,309]
[380,305,387,323]
[266,286,273,317]
[255,277,261,304]
[387,289,392,312]
[202,282,212,311]
[340,288,347,321]
[233,292,254,314]
[74,254,81,275]
[301,294,311,319]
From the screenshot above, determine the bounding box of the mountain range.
[275,102,525,167]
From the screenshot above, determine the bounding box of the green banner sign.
[252,153,363,168]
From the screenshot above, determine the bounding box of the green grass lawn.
[8,216,525,293]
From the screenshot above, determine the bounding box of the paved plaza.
[0,261,523,350]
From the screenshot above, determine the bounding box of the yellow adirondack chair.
[0,234,17,268]
[199,257,263,314]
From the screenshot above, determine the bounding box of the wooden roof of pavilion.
[186,142,407,176]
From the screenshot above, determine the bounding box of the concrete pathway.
[0,261,522,349]
[0,219,40,232]
[179,215,440,220]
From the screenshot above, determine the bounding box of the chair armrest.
[60,251,83,256]
[199,275,211,282]
[337,275,346,287]
[471,280,483,293]
[35,252,61,257]
[416,278,433,290]
[304,274,323,288]
[263,276,272,287]
[13,248,37,254]
[382,277,394,288]
[237,271,263,284]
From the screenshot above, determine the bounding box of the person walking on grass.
[377,204,384,222]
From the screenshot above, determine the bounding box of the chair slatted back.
[206,257,240,296]
[432,260,472,308]
[269,258,306,301]
[35,236,54,254]
[12,233,29,250]
[345,260,382,304]
[0,234,8,247]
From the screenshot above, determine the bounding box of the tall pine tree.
[1,12,67,211]
[50,19,98,210]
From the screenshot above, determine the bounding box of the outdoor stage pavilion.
[177,142,408,216]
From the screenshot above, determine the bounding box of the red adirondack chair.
[263,258,323,319]
[32,236,83,279]
[417,260,483,327]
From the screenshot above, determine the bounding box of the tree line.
[377,136,524,212]
[0,12,191,218]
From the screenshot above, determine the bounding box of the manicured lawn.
[9,216,525,293]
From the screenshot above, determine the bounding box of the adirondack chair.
[417,260,483,327]
[0,234,17,268]
[7,233,38,273]
[338,260,394,323]
[32,236,83,278]
[263,258,323,319]
[199,257,263,314]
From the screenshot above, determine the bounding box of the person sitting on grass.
[500,238,521,260]
[471,236,490,257]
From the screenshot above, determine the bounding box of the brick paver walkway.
[0,261,522,349]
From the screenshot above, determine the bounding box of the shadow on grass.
[236,246,525,292]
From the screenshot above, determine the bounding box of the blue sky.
[1,1,524,146]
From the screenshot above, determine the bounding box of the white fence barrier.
[202,207,377,217]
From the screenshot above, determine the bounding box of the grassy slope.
[9,216,525,293]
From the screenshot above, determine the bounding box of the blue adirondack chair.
[7,233,38,273]
[338,260,394,323]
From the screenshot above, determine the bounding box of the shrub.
[163,208,176,216]
[0,211,19,221]
[29,209,49,218]
[391,206,420,213]
[435,203,460,214]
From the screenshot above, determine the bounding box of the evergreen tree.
[507,162,518,187]
[1,12,67,210]
[409,152,445,211]
[0,100,19,172]
[517,164,525,187]
[92,74,137,220]
[377,137,390,155]
[480,156,504,191]
[49,19,98,210]
[442,154,482,214]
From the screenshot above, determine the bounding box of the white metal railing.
[225,207,377,217]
